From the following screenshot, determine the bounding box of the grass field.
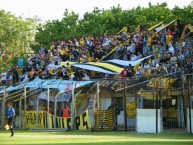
[0,130,193,145]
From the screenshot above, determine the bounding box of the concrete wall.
[136,109,162,133]
[117,111,136,127]
[187,109,193,133]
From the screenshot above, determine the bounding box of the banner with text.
[22,110,91,130]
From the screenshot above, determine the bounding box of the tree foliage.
[35,2,193,49]
[0,10,36,70]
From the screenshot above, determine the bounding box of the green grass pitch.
[0,130,193,145]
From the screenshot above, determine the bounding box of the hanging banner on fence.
[22,110,91,130]
[22,111,47,129]
[147,78,177,88]
[126,97,136,118]
[98,80,138,91]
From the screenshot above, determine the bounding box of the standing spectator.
[130,53,138,61]
[1,71,7,86]
[6,70,12,85]
[135,68,142,79]
[28,69,36,81]
[21,71,29,83]
[12,69,19,84]
[143,62,150,69]
[127,68,133,78]
[170,54,177,64]
[82,72,90,81]
[166,31,173,46]
[120,67,128,78]
[142,33,148,55]
[158,43,166,55]
[177,51,185,62]
[168,44,175,55]
[136,37,143,55]
[69,73,75,80]
[17,57,24,68]
[61,104,70,118]
[146,34,152,53]
[171,63,181,77]
[62,72,69,80]
[159,30,166,44]
[130,40,136,54]
[74,69,83,81]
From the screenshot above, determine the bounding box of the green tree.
[35,2,193,48]
[0,10,36,71]
[172,4,193,23]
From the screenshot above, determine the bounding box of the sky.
[0,0,192,22]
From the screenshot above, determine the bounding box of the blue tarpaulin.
[0,77,95,94]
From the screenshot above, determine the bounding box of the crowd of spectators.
[1,23,193,86]
[119,25,193,79]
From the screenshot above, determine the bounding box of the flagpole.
[54,92,60,128]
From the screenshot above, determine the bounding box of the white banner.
[38,91,71,102]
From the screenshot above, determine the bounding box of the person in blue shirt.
[7,102,15,137]
[17,57,24,68]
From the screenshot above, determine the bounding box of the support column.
[19,95,22,129]
[24,87,27,129]
[35,95,39,128]
[97,82,100,110]
[123,79,127,132]
[92,94,96,131]
[1,87,6,128]
[54,93,58,128]
[96,82,100,130]
[71,84,75,130]
[47,86,50,128]
[188,76,192,134]
[155,80,158,134]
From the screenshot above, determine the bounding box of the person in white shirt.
[82,73,90,81]
[130,53,138,61]
[143,62,150,69]
[21,72,29,83]
[69,74,75,80]
[130,40,136,54]
[47,61,55,71]
[168,44,175,54]
[1,71,7,86]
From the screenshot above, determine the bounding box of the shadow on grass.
[10,142,193,145]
